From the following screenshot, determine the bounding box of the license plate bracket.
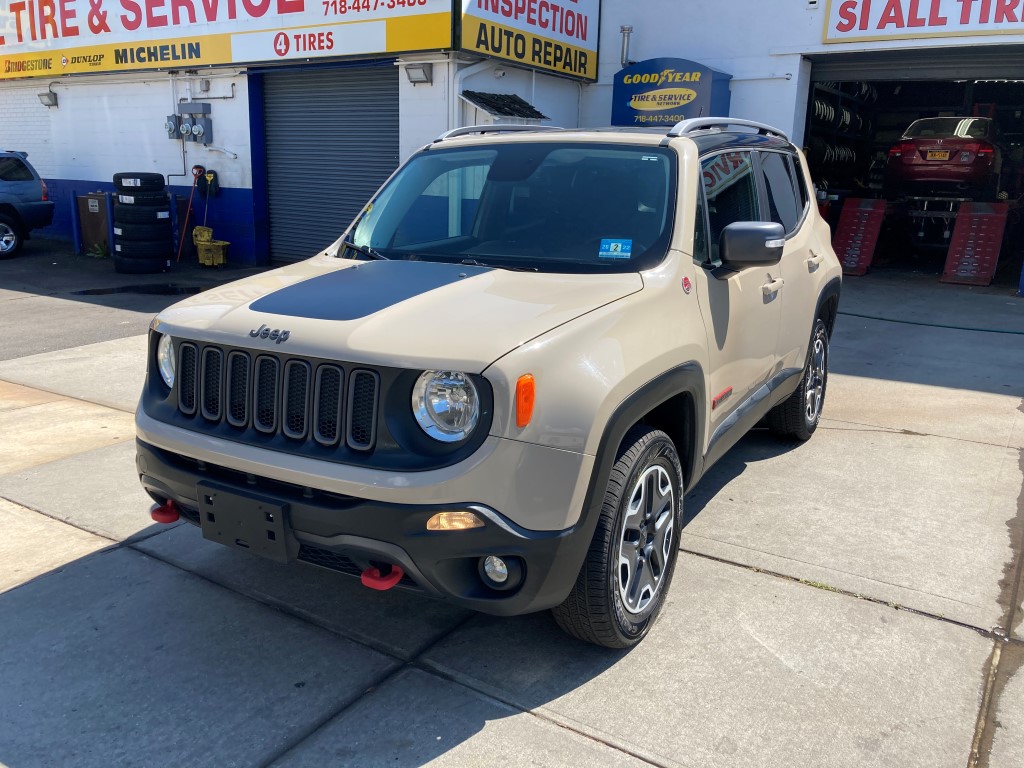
[197,481,291,563]
[926,150,950,161]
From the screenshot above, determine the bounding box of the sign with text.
[460,0,599,81]
[0,0,451,78]
[611,58,731,126]
[825,0,1024,43]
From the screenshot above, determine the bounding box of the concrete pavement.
[1,239,1022,766]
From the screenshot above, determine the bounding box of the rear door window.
[0,157,34,182]
[759,152,802,235]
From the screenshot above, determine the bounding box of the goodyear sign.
[0,0,451,79]
[612,58,731,126]
[460,0,598,81]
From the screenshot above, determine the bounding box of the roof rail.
[666,118,789,142]
[433,124,564,143]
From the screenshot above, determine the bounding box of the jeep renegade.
[136,119,841,648]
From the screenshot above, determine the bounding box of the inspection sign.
[459,0,599,81]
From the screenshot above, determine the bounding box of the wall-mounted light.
[404,63,433,85]
[38,87,58,107]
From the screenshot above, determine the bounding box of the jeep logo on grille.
[249,324,290,344]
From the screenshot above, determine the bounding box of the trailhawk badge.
[249,324,291,344]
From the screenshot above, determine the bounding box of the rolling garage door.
[263,65,399,262]
[809,44,1024,82]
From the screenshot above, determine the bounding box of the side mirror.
[720,222,785,268]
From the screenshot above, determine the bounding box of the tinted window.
[0,157,33,182]
[792,153,810,211]
[353,143,676,273]
[903,118,991,139]
[700,151,758,263]
[759,152,801,234]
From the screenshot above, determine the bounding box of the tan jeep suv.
[136,119,841,648]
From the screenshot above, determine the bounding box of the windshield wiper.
[460,258,537,272]
[339,240,388,261]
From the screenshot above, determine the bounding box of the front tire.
[552,426,683,649]
[768,318,829,440]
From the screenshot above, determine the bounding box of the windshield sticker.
[599,239,633,259]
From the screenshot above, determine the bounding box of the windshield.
[904,118,991,139]
[349,142,676,273]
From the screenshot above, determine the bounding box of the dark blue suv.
[0,151,55,258]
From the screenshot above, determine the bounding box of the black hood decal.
[248,260,491,322]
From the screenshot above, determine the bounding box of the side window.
[693,191,709,263]
[700,151,758,263]
[0,157,34,182]
[791,153,810,211]
[759,152,802,234]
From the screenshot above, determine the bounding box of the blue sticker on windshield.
[599,239,633,259]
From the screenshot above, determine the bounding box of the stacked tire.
[112,172,173,274]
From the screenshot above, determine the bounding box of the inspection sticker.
[598,239,633,259]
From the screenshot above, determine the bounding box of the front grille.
[175,344,380,452]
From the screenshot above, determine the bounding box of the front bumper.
[136,439,593,616]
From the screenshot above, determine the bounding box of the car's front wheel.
[0,213,23,259]
[552,426,683,648]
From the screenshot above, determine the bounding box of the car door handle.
[762,278,785,296]
[807,252,824,270]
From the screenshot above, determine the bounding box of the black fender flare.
[815,277,842,336]
[571,362,706,551]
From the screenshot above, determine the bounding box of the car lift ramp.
[832,198,887,276]
[940,202,1009,286]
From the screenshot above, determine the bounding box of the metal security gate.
[808,44,1024,82]
[262,65,399,262]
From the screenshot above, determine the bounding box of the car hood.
[155,255,644,372]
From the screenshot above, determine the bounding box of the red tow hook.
[360,564,404,591]
[150,500,180,524]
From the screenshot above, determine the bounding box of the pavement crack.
[821,418,1016,449]
[680,547,995,638]
[968,425,1024,768]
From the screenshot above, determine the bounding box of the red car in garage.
[885,117,1003,200]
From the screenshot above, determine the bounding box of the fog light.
[426,511,484,531]
[482,555,508,584]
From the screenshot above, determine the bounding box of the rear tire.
[767,318,829,441]
[0,212,23,259]
[552,426,683,648]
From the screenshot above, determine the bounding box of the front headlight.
[156,334,175,388]
[412,370,480,442]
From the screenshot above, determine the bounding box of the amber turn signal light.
[515,374,535,429]
[426,511,484,531]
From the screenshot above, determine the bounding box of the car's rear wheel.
[768,318,829,440]
[0,213,23,258]
[552,426,683,648]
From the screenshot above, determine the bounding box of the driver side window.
[699,151,758,264]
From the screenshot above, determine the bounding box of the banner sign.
[459,0,599,81]
[611,58,731,127]
[0,0,451,79]
[825,0,1024,43]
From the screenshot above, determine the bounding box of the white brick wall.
[0,70,252,188]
